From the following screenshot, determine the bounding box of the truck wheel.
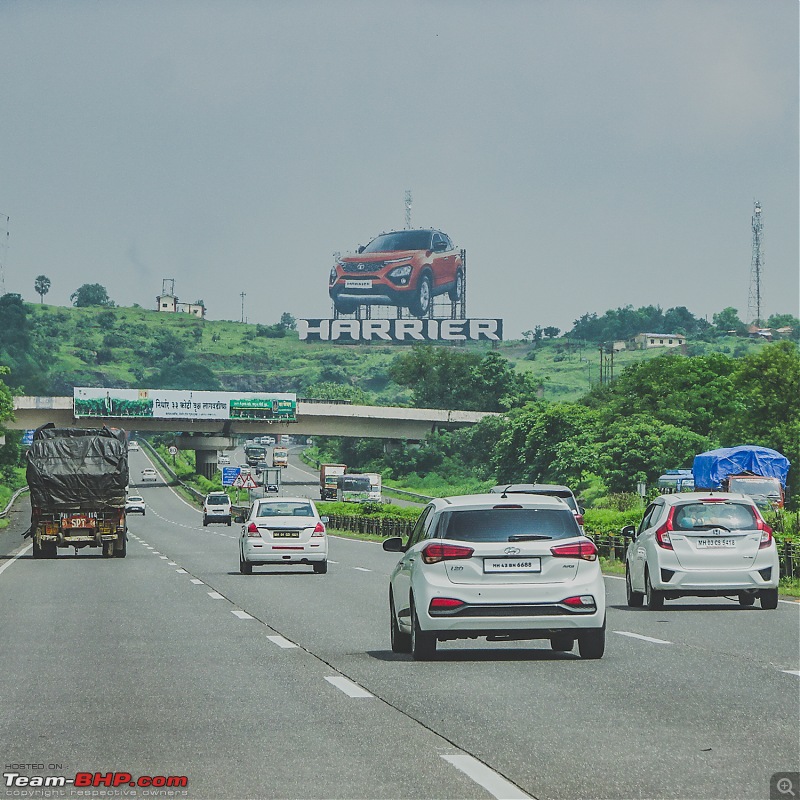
[32,537,44,559]
[102,541,115,558]
[409,274,432,318]
[115,536,127,558]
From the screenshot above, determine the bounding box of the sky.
[1,0,797,338]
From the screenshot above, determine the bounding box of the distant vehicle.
[272,446,289,468]
[260,435,275,446]
[125,495,146,515]
[383,494,605,660]
[319,463,346,500]
[203,492,232,526]
[127,440,140,451]
[622,492,779,609]
[336,473,373,502]
[217,453,231,466]
[26,424,129,559]
[141,468,158,482]
[365,472,382,502]
[329,228,464,317]
[656,470,695,493]
[236,497,328,575]
[490,483,584,529]
[245,444,267,467]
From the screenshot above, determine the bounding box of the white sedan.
[383,494,606,660]
[237,497,328,575]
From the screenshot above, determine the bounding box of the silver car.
[622,492,780,609]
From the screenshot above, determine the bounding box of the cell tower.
[747,201,764,325]
[404,190,412,229]
[0,213,9,296]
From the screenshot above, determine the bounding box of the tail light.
[429,597,466,614]
[312,521,326,537]
[574,513,584,526]
[421,542,474,564]
[247,522,261,538]
[562,595,596,608]
[550,539,598,561]
[755,515,773,548]
[655,508,676,549]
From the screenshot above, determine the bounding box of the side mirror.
[382,536,405,553]
[578,506,585,515]
[320,516,329,524]
[234,515,245,524]
[621,525,636,538]
[357,245,365,254]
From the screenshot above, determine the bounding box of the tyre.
[102,541,115,558]
[115,535,127,559]
[550,635,574,652]
[32,537,55,559]
[626,568,644,607]
[390,592,411,654]
[448,269,464,302]
[578,621,606,659]
[410,597,436,660]
[760,588,779,610]
[227,519,232,526]
[313,560,328,574]
[203,517,208,527]
[239,552,252,575]
[32,537,44,559]
[738,592,755,607]
[644,570,664,610]
[334,299,358,315]
[409,274,432,318]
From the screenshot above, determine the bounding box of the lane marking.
[152,551,160,555]
[440,754,531,800]
[325,676,373,698]
[267,635,299,649]
[614,630,671,645]
[231,610,254,620]
[190,578,204,585]
[353,566,371,572]
[176,568,188,574]
[0,544,32,578]
[604,574,625,581]
[783,670,800,677]
[159,556,168,560]
[208,591,224,599]
[328,560,339,564]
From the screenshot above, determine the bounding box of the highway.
[1,449,798,800]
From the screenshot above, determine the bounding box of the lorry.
[365,472,382,502]
[692,445,790,509]
[336,473,373,503]
[272,446,289,468]
[25,424,129,559]
[656,469,695,493]
[319,463,346,500]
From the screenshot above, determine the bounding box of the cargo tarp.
[692,446,790,490]
[26,426,129,510]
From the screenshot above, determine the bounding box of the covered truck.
[26,424,129,558]
[692,445,790,509]
[319,463,346,500]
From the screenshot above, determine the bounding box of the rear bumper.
[243,541,328,564]
[650,550,779,592]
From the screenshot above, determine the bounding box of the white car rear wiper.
[690,524,731,532]
[507,534,553,541]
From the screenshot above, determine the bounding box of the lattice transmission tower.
[0,213,9,296]
[404,190,412,229]
[747,201,764,325]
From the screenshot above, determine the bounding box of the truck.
[365,472,382,502]
[25,424,129,559]
[692,445,790,510]
[272,446,289,468]
[319,463,346,500]
[656,469,695,493]
[336,473,373,503]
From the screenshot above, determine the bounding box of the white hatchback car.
[622,492,780,609]
[237,497,328,575]
[383,494,606,660]
[141,467,158,482]
[203,492,232,526]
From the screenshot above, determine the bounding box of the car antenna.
[501,484,512,499]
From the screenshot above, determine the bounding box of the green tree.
[280,312,297,330]
[0,293,49,392]
[150,360,221,390]
[543,326,561,339]
[712,307,747,336]
[70,283,113,307]
[301,382,370,405]
[34,275,51,304]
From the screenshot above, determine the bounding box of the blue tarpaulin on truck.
[692,446,790,490]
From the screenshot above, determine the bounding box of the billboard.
[298,318,502,343]
[74,388,297,422]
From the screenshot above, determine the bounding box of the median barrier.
[0,486,29,518]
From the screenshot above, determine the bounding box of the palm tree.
[34,275,51,304]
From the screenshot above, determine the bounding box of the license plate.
[70,517,90,528]
[696,539,736,548]
[484,557,541,573]
[344,279,372,289]
[273,531,300,538]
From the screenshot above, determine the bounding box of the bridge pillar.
[175,435,236,481]
[195,449,217,480]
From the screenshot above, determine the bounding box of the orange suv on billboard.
[329,229,463,317]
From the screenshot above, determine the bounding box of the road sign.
[168,445,179,456]
[232,474,245,488]
[240,474,258,490]
[21,430,34,446]
[222,467,241,487]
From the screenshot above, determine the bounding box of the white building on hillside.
[629,333,685,350]
[155,279,206,318]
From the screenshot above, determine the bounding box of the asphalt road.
[1,452,798,800]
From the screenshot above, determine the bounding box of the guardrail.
[0,486,30,518]
[139,439,205,503]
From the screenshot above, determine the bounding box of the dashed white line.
[324,676,373,698]
[440,754,531,799]
[168,561,177,565]
[190,578,204,585]
[159,556,168,560]
[783,670,800,677]
[328,560,339,564]
[207,591,224,599]
[267,635,299,649]
[0,544,32,578]
[353,567,371,572]
[231,610,254,620]
[614,630,671,645]
[176,568,188,574]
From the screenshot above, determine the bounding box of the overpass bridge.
[11,396,497,477]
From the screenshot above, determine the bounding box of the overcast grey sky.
[1,0,797,337]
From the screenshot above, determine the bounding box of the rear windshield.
[437,508,581,542]
[206,495,230,506]
[673,502,757,531]
[727,478,782,497]
[257,502,314,517]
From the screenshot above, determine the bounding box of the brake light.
[247,522,261,538]
[429,597,465,614]
[755,515,773,548]
[574,513,584,526]
[312,521,326,537]
[421,542,474,564]
[550,540,598,561]
[655,508,675,549]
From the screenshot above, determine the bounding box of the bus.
[244,444,267,467]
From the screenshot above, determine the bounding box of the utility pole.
[240,291,246,323]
